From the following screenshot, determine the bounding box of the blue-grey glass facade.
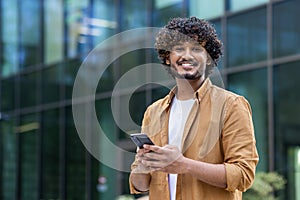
[1,0,300,199]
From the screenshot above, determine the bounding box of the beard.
[167,64,203,80]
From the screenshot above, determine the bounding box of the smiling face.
[166,41,210,80]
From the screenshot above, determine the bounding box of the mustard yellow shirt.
[130,78,259,200]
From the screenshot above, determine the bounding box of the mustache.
[166,65,201,80]
[177,59,197,66]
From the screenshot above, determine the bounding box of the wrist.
[179,156,190,174]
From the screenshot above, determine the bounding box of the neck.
[175,77,206,100]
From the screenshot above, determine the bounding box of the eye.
[173,46,184,52]
[192,47,203,52]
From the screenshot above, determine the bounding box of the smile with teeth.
[182,63,193,67]
[179,62,196,70]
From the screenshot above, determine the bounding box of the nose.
[182,48,194,59]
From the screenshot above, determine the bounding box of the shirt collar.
[167,78,212,104]
[194,78,211,102]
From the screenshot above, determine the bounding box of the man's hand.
[131,148,152,174]
[141,144,187,174]
[132,144,227,189]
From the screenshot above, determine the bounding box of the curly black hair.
[155,17,223,69]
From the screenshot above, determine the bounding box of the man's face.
[166,41,209,80]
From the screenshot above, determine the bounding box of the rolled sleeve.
[129,177,142,194]
[129,174,148,194]
[129,109,152,194]
[129,158,142,194]
[224,160,257,192]
[222,96,259,192]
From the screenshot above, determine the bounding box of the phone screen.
[130,133,154,148]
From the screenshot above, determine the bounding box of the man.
[129,17,259,200]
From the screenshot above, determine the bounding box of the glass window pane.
[65,0,89,57]
[229,0,267,12]
[64,58,81,99]
[274,61,300,200]
[95,98,117,140]
[211,20,222,40]
[211,19,223,69]
[121,0,147,31]
[227,8,267,67]
[130,90,147,126]
[94,99,119,199]
[20,72,37,108]
[42,109,60,199]
[151,85,169,103]
[1,0,19,77]
[273,0,300,58]
[118,49,146,87]
[1,77,15,111]
[20,0,41,67]
[91,158,100,199]
[227,68,268,171]
[19,114,39,199]
[96,63,115,93]
[1,118,17,200]
[42,65,62,104]
[44,0,64,64]
[287,146,300,200]
[66,106,86,199]
[153,0,183,27]
[92,0,117,45]
[93,49,114,93]
[189,0,224,19]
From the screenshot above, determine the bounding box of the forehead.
[174,40,202,46]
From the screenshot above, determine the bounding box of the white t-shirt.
[168,96,194,200]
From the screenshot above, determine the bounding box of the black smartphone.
[130,133,154,149]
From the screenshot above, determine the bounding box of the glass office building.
[1,0,300,199]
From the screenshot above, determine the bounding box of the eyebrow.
[173,42,203,47]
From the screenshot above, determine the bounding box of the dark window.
[273,0,300,58]
[1,118,17,200]
[227,68,268,171]
[64,58,81,100]
[20,114,39,199]
[1,77,15,111]
[65,106,86,199]
[227,7,267,67]
[42,65,62,104]
[211,19,223,69]
[20,72,38,108]
[274,61,300,200]
[41,109,60,199]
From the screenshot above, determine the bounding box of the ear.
[206,59,211,66]
[206,54,213,66]
[166,58,170,65]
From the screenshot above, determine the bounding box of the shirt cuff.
[224,163,243,192]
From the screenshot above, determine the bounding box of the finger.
[142,159,165,169]
[143,152,162,162]
[143,145,162,152]
[162,145,181,153]
[137,148,149,154]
